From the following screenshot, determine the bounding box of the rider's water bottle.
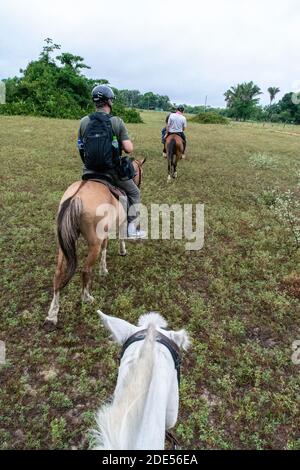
[112,136,119,150]
[112,135,120,159]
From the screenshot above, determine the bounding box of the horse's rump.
[166,134,183,159]
[56,180,126,287]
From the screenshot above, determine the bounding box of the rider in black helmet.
[92,84,115,108]
[77,84,146,239]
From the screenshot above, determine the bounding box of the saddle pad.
[88,178,126,200]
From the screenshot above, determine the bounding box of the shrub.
[189,112,229,124]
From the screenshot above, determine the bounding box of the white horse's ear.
[170,329,191,351]
[97,310,138,344]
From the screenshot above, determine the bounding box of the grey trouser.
[111,175,140,223]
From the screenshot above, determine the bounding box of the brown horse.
[45,159,146,328]
[166,134,184,182]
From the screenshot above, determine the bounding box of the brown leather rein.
[133,159,143,188]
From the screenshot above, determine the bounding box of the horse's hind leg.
[82,242,101,303]
[167,157,172,183]
[119,239,127,256]
[45,249,66,327]
[173,160,178,179]
[99,239,109,275]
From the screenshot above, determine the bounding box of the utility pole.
[204,95,208,112]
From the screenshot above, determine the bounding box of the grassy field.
[1,110,300,450]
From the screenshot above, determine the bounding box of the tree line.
[1,39,300,124]
[0,39,142,123]
[223,82,300,124]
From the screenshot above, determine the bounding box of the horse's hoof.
[82,293,95,303]
[174,172,178,178]
[43,320,58,333]
[99,268,109,276]
[167,175,171,183]
[119,251,127,257]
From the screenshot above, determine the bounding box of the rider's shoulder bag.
[117,156,136,181]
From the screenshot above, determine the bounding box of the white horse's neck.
[133,347,178,449]
[94,330,178,450]
[114,343,177,449]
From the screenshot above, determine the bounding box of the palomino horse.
[92,311,190,450]
[45,159,146,329]
[166,134,184,182]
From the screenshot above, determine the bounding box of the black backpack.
[83,113,119,172]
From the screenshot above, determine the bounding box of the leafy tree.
[119,89,141,108]
[56,53,90,71]
[139,92,158,110]
[224,81,262,121]
[0,39,142,123]
[39,37,61,63]
[277,92,300,124]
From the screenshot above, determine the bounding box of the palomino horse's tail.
[57,182,85,288]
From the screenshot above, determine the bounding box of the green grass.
[0,111,300,449]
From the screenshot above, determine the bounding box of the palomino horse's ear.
[140,157,147,165]
[97,310,138,344]
[170,329,191,351]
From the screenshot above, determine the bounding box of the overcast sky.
[1,0,300,107]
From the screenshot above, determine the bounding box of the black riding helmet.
[177,105,185,112]
[92,85,115,106]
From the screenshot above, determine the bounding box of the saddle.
[165,132,184,144]
[82,174,126,200]
[168,132,184,140]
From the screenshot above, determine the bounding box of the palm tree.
[225,82,262,104]
[267,87,280,105]
[224,82,262,121]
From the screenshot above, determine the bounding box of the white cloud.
[1,0,300,106]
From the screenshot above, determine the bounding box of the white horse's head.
[92,310,191,450]
[98,310,190,351]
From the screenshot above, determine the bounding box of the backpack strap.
[89,112,111,122]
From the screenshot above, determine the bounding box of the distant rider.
[163,105,187,159]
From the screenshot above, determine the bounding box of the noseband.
[120,329,181,386]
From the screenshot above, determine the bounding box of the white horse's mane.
[92,321,156,450]
[138,311,168,329]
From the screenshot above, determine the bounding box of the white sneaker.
[128,229,147,239]
[127,222,147,239]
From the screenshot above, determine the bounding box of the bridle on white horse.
[120,329,182,385]
[119,329,182,450]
